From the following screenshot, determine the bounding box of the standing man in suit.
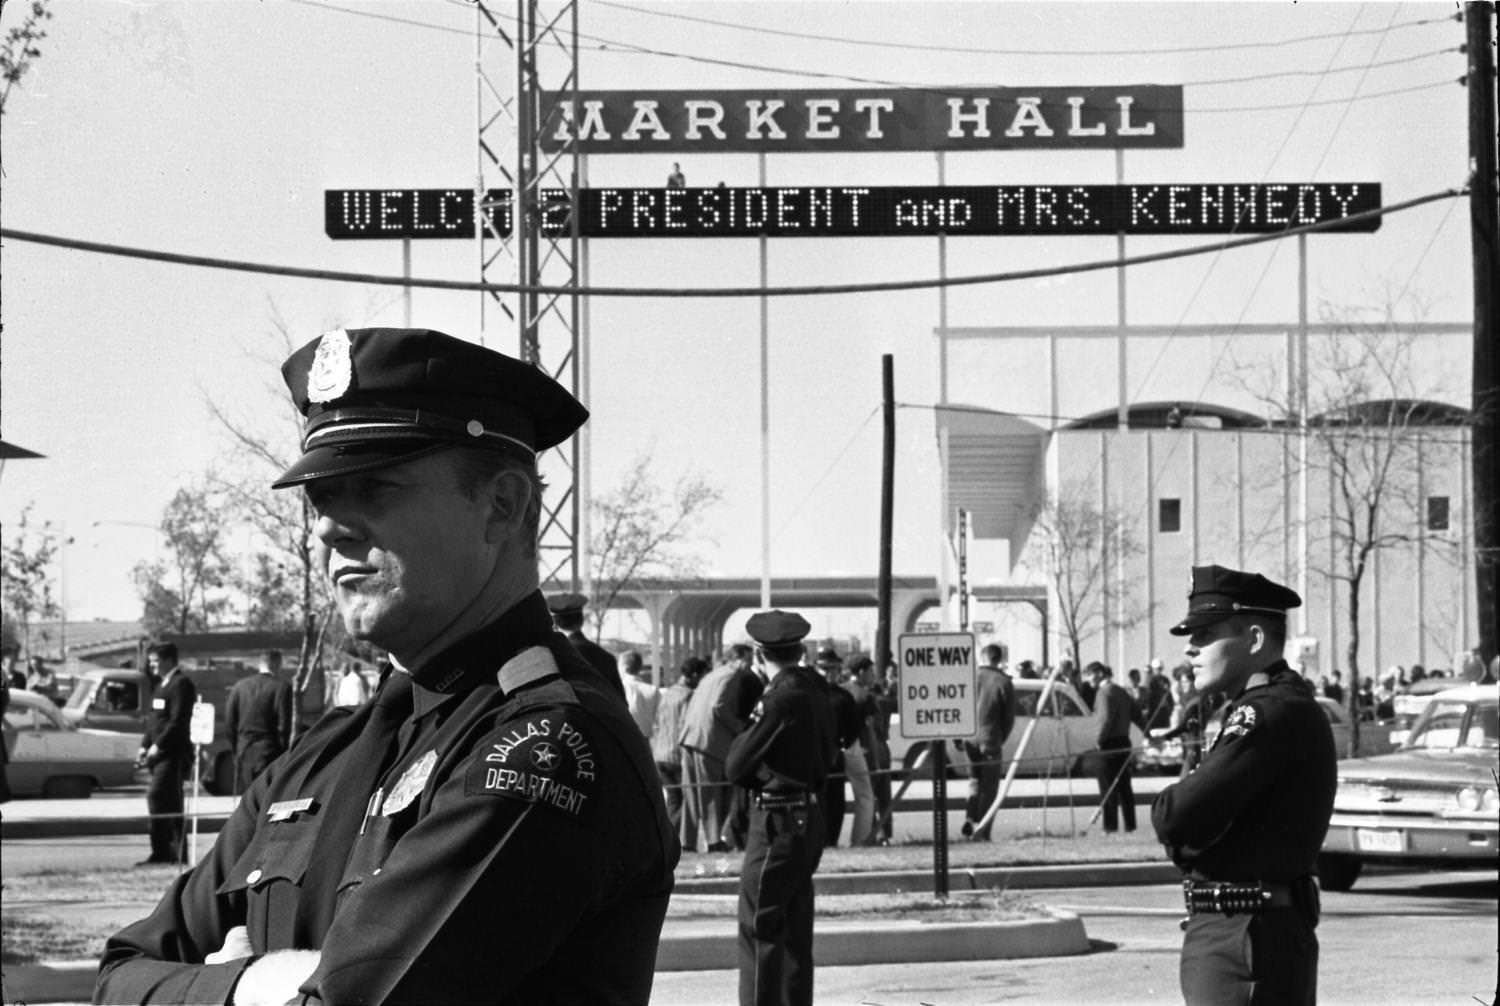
[224,649,293,795]
[680,643,760,852]
[1087,661,1137,834]
[137,642,197,866]
[960,643,1016,841]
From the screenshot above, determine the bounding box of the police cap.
[547,592,588,616]
[745,610,812,648]
[1169,564,1301,636]
[272,327,588,489]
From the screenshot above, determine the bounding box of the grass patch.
[669,889,1047,922]
[2,913,106,966]
[3,863,182,903]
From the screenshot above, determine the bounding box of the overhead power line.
[294,0,1458,106]
[0,186,1463,300]
[590,0,1454,58]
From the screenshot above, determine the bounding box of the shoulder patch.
[465,712,597,817]
[1218,704,1258,743]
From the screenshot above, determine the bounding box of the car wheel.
[41,775,94,799]
[1317,852,1362,892]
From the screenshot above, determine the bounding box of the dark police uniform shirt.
[145,667,198,761]
[724,666,837,796]
[97,592,679,1006]
[1151,662,1336,882]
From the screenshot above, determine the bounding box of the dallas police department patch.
[465,712,597,818]
[307,328,353,403]
[1218,704,1258,744]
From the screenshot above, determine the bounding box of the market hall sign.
[325,184,1381,240]
[539,87,1184,153]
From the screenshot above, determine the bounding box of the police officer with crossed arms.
[1152,564,1336,1006]
[96,328,678,1005]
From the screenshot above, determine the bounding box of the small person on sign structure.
[667,161,686,188]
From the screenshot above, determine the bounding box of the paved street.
[647,868,1496,1005]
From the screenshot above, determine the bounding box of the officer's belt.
[1182,879,1296,916]
[755,791,817,810]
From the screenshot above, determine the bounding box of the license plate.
[1356,828,1405,853]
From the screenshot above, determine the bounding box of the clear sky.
[0,1,1474,641]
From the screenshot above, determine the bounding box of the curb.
[655,909,1090,972]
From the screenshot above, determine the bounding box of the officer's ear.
[485,469,534,543]
[1244,620,1268,656]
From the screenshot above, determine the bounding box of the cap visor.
[272,441,451,489]
[1168,610,1237,636]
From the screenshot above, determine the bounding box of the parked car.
[889,676,1145,779]
[1138,695,1397,773]
[2,688,141,797]
[1317,682,1499,892]
[1388,676,1467,746]
[60,661,325,796]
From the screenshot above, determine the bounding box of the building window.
[1158,498,1182,533]
[1427,495,1450,533]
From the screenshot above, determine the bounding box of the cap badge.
[382,749,437,816]
[307,328,353,404]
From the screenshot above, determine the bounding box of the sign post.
[188,699,214,867]
[898,630,977,897]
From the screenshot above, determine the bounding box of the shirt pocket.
[215,818,320,952]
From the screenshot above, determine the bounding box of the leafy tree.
[586,453,723,639]
[132,482,233,635]
[1,502,64,656]
[1019,486,1146,673]
[0,0,53,118]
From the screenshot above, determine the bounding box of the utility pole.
[1466,1,1498,661]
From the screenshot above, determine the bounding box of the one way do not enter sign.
[897,632,976,739]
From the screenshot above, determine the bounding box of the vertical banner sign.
[899,631,976,898]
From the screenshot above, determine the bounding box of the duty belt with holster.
[1182,877,1320,923]
[755,791,817,810]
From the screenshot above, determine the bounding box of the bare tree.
[202,313,330,730]
[587,453,723,639]
[1019,486,1146,672]
[1,503,64,656]
[0,0,53,118]
[1242,296,1466,755]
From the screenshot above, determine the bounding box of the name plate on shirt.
[267,798,318,822]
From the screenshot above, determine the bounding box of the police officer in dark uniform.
[138,642,197,866]
[726,610,837,1006]
[96,328,678,1005]
[1151,564,1336,1006]
[547,591,628,700]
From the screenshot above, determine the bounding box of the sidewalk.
[3,862,1173,1003]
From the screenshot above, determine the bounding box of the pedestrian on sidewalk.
[654,655,705,848]
[96,327,676,1006]
[223,649,293,795]
[137,642,196,866]
[727,610,837,1006]
[961,642,1016,841]
[1152,564,1335,1006]
[1086,661,1136,834]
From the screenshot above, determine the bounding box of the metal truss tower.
[473,1,584,591]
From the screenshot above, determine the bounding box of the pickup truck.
[60,663,324,795]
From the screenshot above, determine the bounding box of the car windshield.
[64,678,95,711]
[1403,699,1500,750]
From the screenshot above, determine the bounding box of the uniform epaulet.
[497,646,562,695]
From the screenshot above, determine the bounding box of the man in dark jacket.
[547,591,626,700]
[97,327,677,1006]
[960,643,1016,841]
[1152,564,1335,1006]
[224,649,294,795]
[1087,660,1136,834]
[137,641,197,866]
